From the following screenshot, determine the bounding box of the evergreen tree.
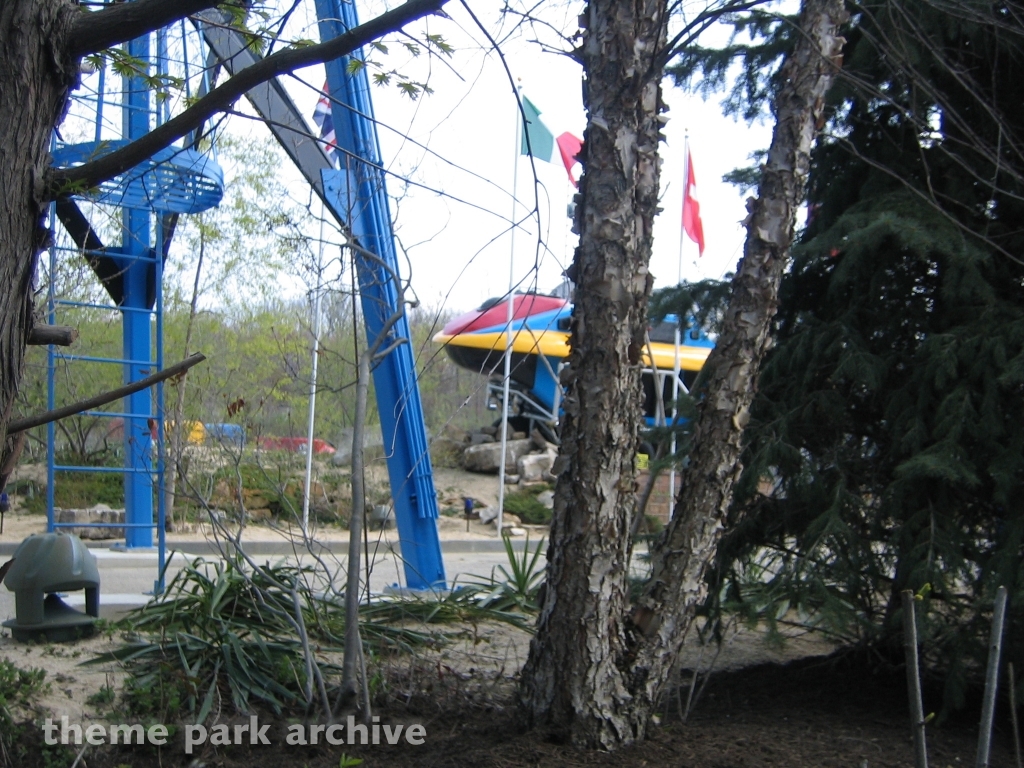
[671,0,1024,710]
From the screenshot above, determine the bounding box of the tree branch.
[70,0,222,57]
[52,0,450,196]
[8,353,206,434]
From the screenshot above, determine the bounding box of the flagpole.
[302,204,326,535]
[496,83,523,536]
[669,133,689,509]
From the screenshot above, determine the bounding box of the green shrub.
[503,489,552,525]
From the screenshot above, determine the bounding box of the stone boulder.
[55,504,125,540]
[461,439,533,474]
[517,451,556,483]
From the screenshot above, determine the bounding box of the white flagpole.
[496,83,523,536]
[302,206,326,534]
[669,134,690,508]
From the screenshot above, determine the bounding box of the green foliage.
[502,489,552,525]
[90,557,345,722]
[91,553,540,723]
[0,658,53,766]
[463,534,546,613]
[675,0,1024,714]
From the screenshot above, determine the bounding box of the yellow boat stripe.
[433,330,711,371]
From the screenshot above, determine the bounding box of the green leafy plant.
[465,534,546,613]
[502,489,552,525]
[0,657,53,767]
[88,553,538,724]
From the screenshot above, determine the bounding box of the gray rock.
[536,490,555,509]
[55,505,125,540]
[442,424,470,443]
[517,451,556,483]
[461,439,533,474]
[478,506,498,524]
[469,432,495,445]
[531,428,559,453]
[332,424,385,466]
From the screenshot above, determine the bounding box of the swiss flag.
[683,147,705,256]
[556,132,583,187]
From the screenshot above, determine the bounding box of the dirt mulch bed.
[9,652,1018,768]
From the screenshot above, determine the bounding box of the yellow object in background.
[637,453,650,470]
[165,420,206,445]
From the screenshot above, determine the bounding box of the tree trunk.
[520,0,848,750]
[518,0,669,748]
[628,0,848,728]
[0,0,77,483]
[340,351,371,712]
[162,234,206,531]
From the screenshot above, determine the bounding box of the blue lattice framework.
[315,0,446,590]
[47,14,223,593]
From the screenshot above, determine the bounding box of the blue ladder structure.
[48,19,223,593]
[47,2,445,592]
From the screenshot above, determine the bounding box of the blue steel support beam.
[315,0,445,590]
[120,32,155,549]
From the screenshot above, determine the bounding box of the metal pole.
[669,135,690,509]
[902,590,929,768]
[497,83,523,536]
[977,585,1009,768]
[302,209,327,533]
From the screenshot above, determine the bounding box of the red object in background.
[258,436,336,454]
[441,294,568,337]
[556,132,583,187]
[682,146,705,256]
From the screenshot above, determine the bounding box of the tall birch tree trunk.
[518,0,669,749]
[520,0,848,749]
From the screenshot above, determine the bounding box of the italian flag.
[520,97,583,187]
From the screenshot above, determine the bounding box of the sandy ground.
[0,614,840,728]
[0,461,840,732]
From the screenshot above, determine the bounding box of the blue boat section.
[315,0,446,590]
[468,306,715,428]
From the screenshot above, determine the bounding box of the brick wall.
[637,469,675,525]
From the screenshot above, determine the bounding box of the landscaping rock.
[517,452,556,483]
[536,490,555,509]
[478,505,498,524]
[469,432,495,445]
[461,439,533,474]
[530,428,559,453]
[55,504,125,540]
[442,424,470,443]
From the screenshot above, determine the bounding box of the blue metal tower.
[49,17,224,588]
[315,0,446,590]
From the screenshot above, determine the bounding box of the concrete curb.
[0,537,539,557]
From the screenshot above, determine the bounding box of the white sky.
[56,1,777,316]
[227,0,776,314]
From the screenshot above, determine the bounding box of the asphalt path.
[0,538,548,625]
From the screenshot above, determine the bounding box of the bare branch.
[70,0,222,57]
[52,0,451,196]
[8,352,206,434]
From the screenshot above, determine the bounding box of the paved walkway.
[0,530,551,625]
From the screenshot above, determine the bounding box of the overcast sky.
[261,0,777,313]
